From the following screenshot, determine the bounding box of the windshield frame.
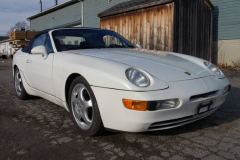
[51,29,135,52]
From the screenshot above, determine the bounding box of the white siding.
[214,39,240,65]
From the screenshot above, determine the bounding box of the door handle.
[26,59,32,63]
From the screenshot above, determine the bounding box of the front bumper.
[92,76,230,132]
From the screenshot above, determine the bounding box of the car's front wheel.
[68,76,105,136]
[14,67,30,100]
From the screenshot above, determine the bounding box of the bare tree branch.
[6,21,30,37]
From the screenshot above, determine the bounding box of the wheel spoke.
[82,110,92,124]
[78,87,85,102]
[74,106,82,119]
[18,85,21,92]
[79,87,92,109]
[82,100,92,109]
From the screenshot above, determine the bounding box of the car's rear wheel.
[68,76,105,136]
[14,67,30,100]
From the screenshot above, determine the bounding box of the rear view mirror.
[31,46,48,60]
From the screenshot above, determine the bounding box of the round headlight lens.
[126,68,150,87]
[204,61,222,75]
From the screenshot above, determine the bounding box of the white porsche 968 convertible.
[13,28,230,136]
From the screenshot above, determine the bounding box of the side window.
[32,33,47,48]
[103,35,123,47]
[45,35,54,54]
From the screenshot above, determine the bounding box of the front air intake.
[190,91,219,101]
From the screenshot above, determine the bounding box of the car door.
[25,33,55,96]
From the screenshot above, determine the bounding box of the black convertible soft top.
[21,27,104,53]
[22,29,52,53]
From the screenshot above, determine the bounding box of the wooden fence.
[100,3,174,52]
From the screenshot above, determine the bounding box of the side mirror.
[31,46,48,60]
[136,44,143,49]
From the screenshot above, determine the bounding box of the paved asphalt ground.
[0,60,240,160]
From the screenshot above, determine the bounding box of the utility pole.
[39,0,42,12]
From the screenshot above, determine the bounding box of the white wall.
[214,39,240,66]
[0,41,16,55]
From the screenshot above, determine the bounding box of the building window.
[108,0,113,3]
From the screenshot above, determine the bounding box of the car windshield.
[52,29,135,51]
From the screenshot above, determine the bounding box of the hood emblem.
[184,72,191,75]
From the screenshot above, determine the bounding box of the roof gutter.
[204,0,214,10]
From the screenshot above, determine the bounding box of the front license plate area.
[197,99,215,114]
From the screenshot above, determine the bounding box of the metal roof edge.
[0,39,13,43]
[37,27,106,33]
[98,0,173,18]
[27,0,80,20]
[52,20,82,28]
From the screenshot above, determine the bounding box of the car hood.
[67,48,212,82]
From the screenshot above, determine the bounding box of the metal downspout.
[81,1,84,27]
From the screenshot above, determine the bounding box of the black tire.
[68,76,105,136]
[14,67,31,100]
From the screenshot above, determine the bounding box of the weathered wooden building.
[98,0,214,62]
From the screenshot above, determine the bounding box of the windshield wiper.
[62,46,106,51]
[107,45,134,48]
[125,45,135,48]
[107,46,125,48]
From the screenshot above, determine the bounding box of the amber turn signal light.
[123,99,147,111]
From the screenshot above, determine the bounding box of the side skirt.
[20,70,69,112]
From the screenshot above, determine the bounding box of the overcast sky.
[0,0,68,36]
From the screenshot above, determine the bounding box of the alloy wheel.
[71,84,93,130]
[15,70,22,96]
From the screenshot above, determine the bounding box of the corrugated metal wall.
[83,0,131,28]
[211,0,240,40]
[30,3,82,31]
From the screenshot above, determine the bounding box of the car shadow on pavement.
[140,86,240,136]
[30,96,42,100]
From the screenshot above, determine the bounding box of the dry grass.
[216,64,240,71]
